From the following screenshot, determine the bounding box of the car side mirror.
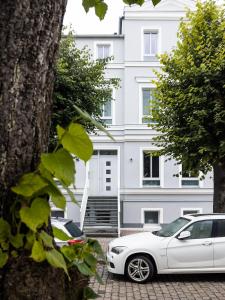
[178,230,191,240]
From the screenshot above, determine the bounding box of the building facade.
[61,0,213,235]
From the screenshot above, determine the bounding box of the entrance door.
[89,150,118,196]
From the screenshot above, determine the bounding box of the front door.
[167,220,214,269]
[89,150,118,196]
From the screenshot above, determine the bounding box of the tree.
[51,31,119,148]
[0,0,160,299]
[153,1,225,212]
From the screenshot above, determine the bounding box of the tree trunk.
[213,162,225,212]
[0,1,85,299]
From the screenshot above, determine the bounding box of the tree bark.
[0,1,86,299]
[213,162,225,212]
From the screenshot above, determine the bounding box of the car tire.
[126,255,155,283]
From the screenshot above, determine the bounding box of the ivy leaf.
[12,173,48,198]
[83,287,99,299]
[9,233,24,249]
[56,125,65,141]
[47,183,66,210]
[84,253,97,268]
[45,248,68,276]
[0,218,10,242]
[52,226,72,241]
[95,2,108,20]
[74,262,94,276]
[31,240,46,262]
[0,249,8,268]
[41,148,75,187]
[39,231,54,248]
[60,245,76,262]
[60,123,93,162]
[20,198,50,232]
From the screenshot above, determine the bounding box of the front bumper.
[106,251,126,275]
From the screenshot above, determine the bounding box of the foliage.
[51,30,120,148]
[152,0,225,175]
[82,0,161,20]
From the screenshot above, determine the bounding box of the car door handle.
[202,241,212,246]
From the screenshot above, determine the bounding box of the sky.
[63,0,125,34]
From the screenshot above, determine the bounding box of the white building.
[62,0,213,236]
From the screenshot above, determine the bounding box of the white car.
[107,214,225,283]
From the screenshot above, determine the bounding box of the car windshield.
[65,221,82,237]
[153,217,190,237]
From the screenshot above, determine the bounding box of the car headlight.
[111,246,127,255]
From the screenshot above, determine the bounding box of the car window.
[185,220,213,239]
[65,221,82,237]
[154,217,190,237]
[214,219,225,237]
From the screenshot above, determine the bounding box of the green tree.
[153,0,225,212]
[51,31,119,148]
[0,0,160,299]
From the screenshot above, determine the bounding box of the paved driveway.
[90,238,225,300]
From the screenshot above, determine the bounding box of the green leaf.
[41,148,75,186]
[56,125,65,141]
[31,240,46,262]
[96,272,103,285]
[9,233,24,249]
[0,218,10,242]
[74,262,94,276]
[47,183,66,210]
[60,245,76,262]
[39,231,54,248]
[123,0,145,5]
[88,239,104,259]
[83,287,99,299]
[95,2,108,20]
[25,231,35,250]
[60,123,93,162]
[20,198,50,232]
[74,105,115,141]
[52,226,72,241]
[152,0,161,6]
[12,173,48,198]
[46,248,68,276]
[0,249,8,268]
[84,253,97,268]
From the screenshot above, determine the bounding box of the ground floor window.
[181,208,202,216]
[51,208,64,218]
[142,208,163,225]
[181,165,199,187]
[142,151,160,187]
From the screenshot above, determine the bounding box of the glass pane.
[183,210,199,215]
[143,89,151,115]
[103,119,112,125]
[182,180,199,186]
[106,170,111,174]
[143,179,160,186]
[155,217,190,237]
[106,178,111,183]
[51,210,64,218]
[103,45,110,58]
[152,156,159,177]
[106,161,111,166]
[144,211,159,224]
[151,33,158,55]
[99,150,117,155]
[215,220,225,237]
[143,152,151,177]
[186,220,213,239]
[103,100,112,117]
[106,186,111,191]
[144,33,150,55]
[97,45,104,59]
[65,221,82,237]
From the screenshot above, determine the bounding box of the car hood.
[109,231,164,249]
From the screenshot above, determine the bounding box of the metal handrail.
[80,162,90,231]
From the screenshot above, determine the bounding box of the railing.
[80,162,90,231]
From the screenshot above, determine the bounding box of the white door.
[167,220,213,269]
[89,150,118,196]
[213,219,225,268]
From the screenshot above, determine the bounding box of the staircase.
[83,196,118,236]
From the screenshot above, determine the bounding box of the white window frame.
[141,27,161,61]
[178,164,201,188]
[141,208,163,225]
[140,147,164,188]
[181,208,203,217]
[138,83,156,125]
[94,41,113,60]
[101,88,115,125]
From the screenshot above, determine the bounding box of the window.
[142,88,156,124]
[181,208,202,216]
[142,151,160,186]
[97,44,110,59]
[142,208,163,225]
[181,165,199,187]
[51,209,64,218]
[102,91,113,125]
[144,31,158,60]
[185,220,213,239]
[214,220,225,237]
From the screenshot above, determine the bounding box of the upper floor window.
[102,90,113,125]
[142,151,160,187]
[142,88,156,124]
[181,166,199,187]
[97,44,111,59]
[143,31,158,60]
